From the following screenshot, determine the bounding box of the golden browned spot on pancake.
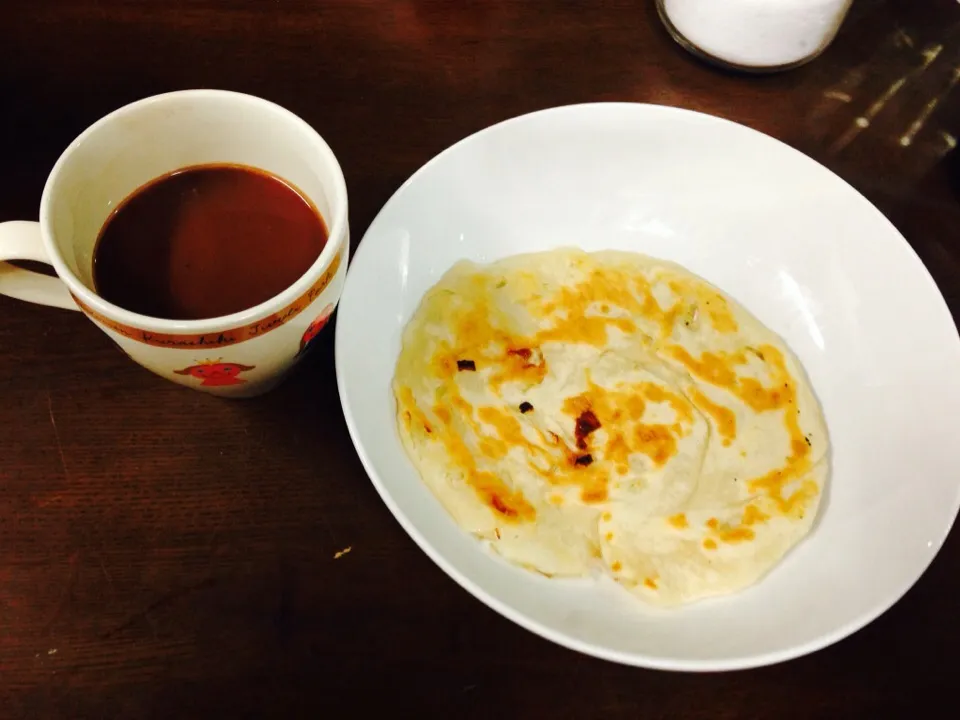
[668,513,688,529]
[703,297,737,333]
[549,494,564,506]
[741,346,794,412]
[742,504,769,526]
[688,388,737,446]
[535,265,688,342]
[667,343,819,518]
[533,274,641,344]
[705,516,757,545]
[703,538,718,550]
[642,383,694,423]
[451,393,472,415]
[611,561,623,572]
[634,424,676,466]
[706,517,759,545]
[667,346,741,388]
[430,349,457,378]
[605,531,614,541]
[644,577,658,590]
[668,277,739,333]
[431,291,537,388]
[477,437,508,459]
[739,379,786,412]
[719,526,755,543]
[631,273,682,338]
[581,484,608,503]
[609,427,642,469]
[399,386,536,523]
[606,436,632,473]
[625,395,646,420]
[563,393,590,418]
[648,300,678,338]
[474,473,536,522]
[744,347,816,515]
[490,346,547,391]
[399,386,432,435]
[472,403,611,501]
[552,268,641,317]
[602,512,612,522]
[478,406,531,449]
[538,312,636,347]
[470,476,532,522]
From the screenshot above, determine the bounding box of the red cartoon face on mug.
[174,359,255,386]
[296,304,335,357]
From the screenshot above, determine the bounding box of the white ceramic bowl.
[335,103,960,671]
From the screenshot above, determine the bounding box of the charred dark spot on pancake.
[457,359,476,371]
[574,453,593,467]
[574,409,601,450]
[519,401,534,414]
[508,347,532,361]
[423,422,432,433]
[547,431,560,445]
[805,435,812,446]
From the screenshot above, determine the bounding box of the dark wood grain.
[2,1,958,717]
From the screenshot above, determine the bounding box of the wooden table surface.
[2,1,958,717]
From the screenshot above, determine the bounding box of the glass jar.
[657,0,854,73]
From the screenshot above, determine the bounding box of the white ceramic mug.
[0,90,349,397]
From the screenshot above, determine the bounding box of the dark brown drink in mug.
[93,163,328,320]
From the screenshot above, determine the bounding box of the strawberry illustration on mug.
[296,304,335,357]
[174,358,255,386]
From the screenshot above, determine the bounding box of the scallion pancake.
[393,249,828,606]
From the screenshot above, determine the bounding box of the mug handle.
[0,221,80,310]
